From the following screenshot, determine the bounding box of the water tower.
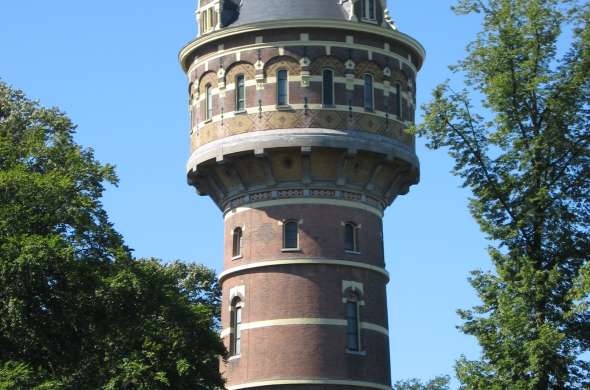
[179,1,424,389]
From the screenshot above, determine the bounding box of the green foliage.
[393,376,451,390]
[0,81,225,389]
[414,0,590,388]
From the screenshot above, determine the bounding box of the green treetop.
[0,81,225,389]
[414,0,589,388]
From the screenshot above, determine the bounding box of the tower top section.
[196,0,399,37]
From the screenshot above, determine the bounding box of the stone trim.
[194,104,410,132]
[179,18,426,72]
[220,318,389,338]
[226,378,392,390]
[218,258,390,282]
[223,197,384,218]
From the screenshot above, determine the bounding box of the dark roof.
[222,0,349,28]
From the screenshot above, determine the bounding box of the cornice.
[179,19,426,72]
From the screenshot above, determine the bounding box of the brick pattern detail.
[355,61,384,83]
[265,56,302,77]
[193,110,412,150]
[226,62,256,84]
[310,56,347,76]
[198,70,218,92]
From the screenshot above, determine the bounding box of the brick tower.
[180,1,424,389]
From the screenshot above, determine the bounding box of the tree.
[393,376,451,390]
[0,81,225,389]
[414,0,590,388]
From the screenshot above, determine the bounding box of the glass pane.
[277,70,288,105]
[323,69,334,106]
[369,0,375,19]
[345,224,355,251]
[364,75,373,111]
[233,228,242,257]
[346,301,359,350]
[347,333,359,351]
[236,75,245,111]
[206,86,213,119]
[284,222,298,249]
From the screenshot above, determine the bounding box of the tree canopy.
[415,0,590,388]
[0,81,225,389]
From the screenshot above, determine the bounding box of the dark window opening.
[364,74,374,112]
[346,298,360,351]
[322,69,334,106]
[277,69,288,106]
[232,227,242,257]
[283,221,299,249]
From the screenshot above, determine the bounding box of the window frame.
[205,83,213,121]
[282,220,299,251]
[232,227,243,259]
[230,298,243,357]
[363,73,374,112]
[345,294,362,352]
[322,68,335,107]
[276,69,289,106]
[344,222,360,254]
[361,0,377,21]
[235,74,246,112]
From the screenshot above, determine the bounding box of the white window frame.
[282,220,300,251]
[276,69,289,107]
[235,74,246,112]
[322,68,336,107]
[205,83,213,121]
[344,222,360,254]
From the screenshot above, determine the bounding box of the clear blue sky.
[1,1,489,385]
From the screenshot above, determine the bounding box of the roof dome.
[215,0,392,29]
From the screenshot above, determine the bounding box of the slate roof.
[223,0,349,28]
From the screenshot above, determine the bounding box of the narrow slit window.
[205,83,213,120]
[235,74,245,111]
[322,69,334,106]
[283,221,299,249]
[345,223,359,252]
[232,227,242,258]
[364,74,374,112]
[394,83,401,117]
[346,298,360,351]
[277,69,288,106]
[230,299,242,356]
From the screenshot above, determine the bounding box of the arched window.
[346,292,361,351]
[283,220,299,250]
[322,69,335,106]
[344,223,359,253]
[230,298,242,356]
[232,227,243,258]
[205,83,213,121]
[393,83,402,118]
[277,69,289,106]
[235,74,245,111]
[362,0,376,20]
[364,74,374,112]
